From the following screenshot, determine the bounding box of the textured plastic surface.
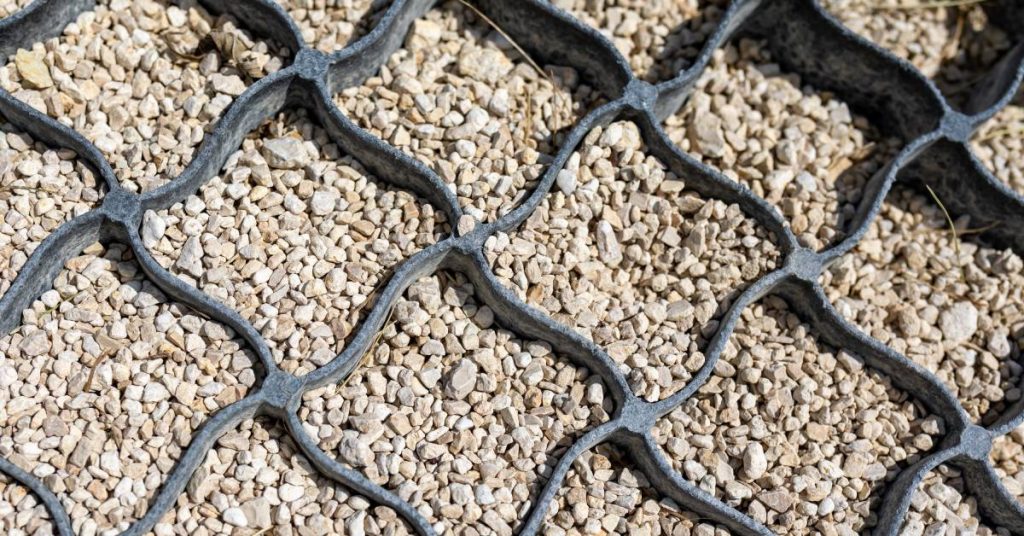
[1,0,1023,535]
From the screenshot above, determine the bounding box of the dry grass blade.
[339,307,397,390]
[955,221,1000,235]
[83,349,113,392]
[924,183,966,282]
[456,0,550,83]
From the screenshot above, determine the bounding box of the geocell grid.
[0,0,1023,534]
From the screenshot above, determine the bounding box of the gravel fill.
[299,271,609,534]
[158,417,413,536]
[973,91,1024,194]
[822,188,1024,425]
[0,0,32,19]
[548,0,728,83]
[902,467,1006,536]
[0,0,291,193]
[544,444,732,535]
[0,123,104,296]
[0,242,254,534]
[819,1,1011,109]
[146,108,448,376]
[275,0,392,53]
[486,120,778,402]
[0,0,1022,534]
[663,40,899,251]
[652,297,938,535]
[334,1,605,223]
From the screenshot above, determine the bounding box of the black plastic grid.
[0,0,1023,534]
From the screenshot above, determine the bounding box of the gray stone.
[338,436,373,468]
[210,73,246,96]
[240,497,271,529]
[743,443,767,480]
[596,221,622,266]
[445,359,478,400]
[939,302,978,346]
[262,138,310,170]
[143,383,170,403]
[310,191,338,216]
[176,236,204,278]
[758,490,793,513]
[689,112,725,157]
[556,169,577,195]
[222,507,247,527]
[18,330,49,357]
[142,211,167,247]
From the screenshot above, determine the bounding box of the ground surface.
[0,0,1022,535]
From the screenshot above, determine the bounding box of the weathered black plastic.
[0,0,1023,534]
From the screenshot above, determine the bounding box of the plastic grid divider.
[0,0,1021,534]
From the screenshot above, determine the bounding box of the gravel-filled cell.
[664,40,899,251]
[0,242,254,534]
[901,466,1007,536]
[548,0,728,83]
[652,297,939,535]
[151,418,414,535]
[820,1,1013,110]
[334,1,605,223]
[0,0,291,193]
[0,0,32,19]
[147,109,448,376]
[544,443,734,535]
[822,187,1024,425]
[299,271,610,534]
[275,0,392,53]
[487,120,779,402]
[991,424,1024,501]
[972,90,1024,195]
[0,123,105,297]
[0,473,54,536]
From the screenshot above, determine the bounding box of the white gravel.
[993,423,1024,500]
[820,1,1010,108]
[0,0,32,19]
[544,444,731,535]
[0,242,254,534]
[155,417,414,536]
[822,188,1024,425]
[973,93,1024,194]
[334,2,603,223]
[663,40,898,251]
[903,466,1007,536]
[652,297,938,535]
[0,0,289,194]
[487,120,778,402]
[549,0,728,83]
[275,0,391,53]
[0,123,104,297]
[146,109,448,376]
[0,0,1022,533]
[298,271,610,534]
[0,473,52,536]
